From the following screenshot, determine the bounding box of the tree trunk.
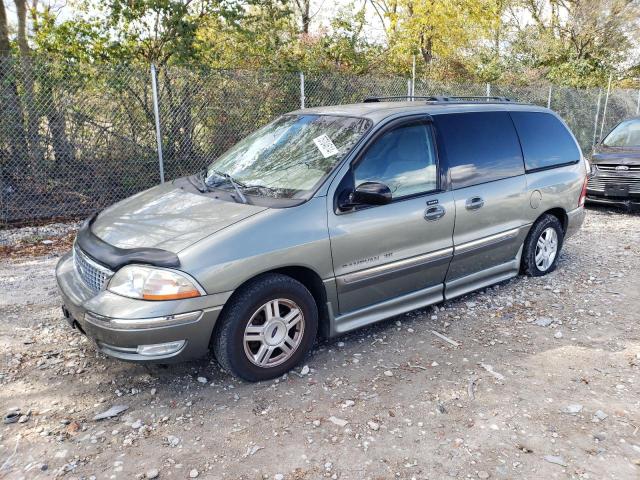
[15,0,44,167]
[420,34,433,65]
[37,71,75,174]
[293,0,311,34]
[0,0,30,197]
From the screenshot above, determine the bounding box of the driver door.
[328,117,455,316]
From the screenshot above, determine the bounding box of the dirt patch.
[1,207,639,479]
[0,230,76,259]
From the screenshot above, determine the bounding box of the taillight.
[578,174,588,207]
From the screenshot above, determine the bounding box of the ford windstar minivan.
[57,96,588,381]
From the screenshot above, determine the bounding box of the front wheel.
[213,274,318,382]
[521,214,564,277]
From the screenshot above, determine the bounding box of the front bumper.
[586,192,640,209]
[56,252,231,362]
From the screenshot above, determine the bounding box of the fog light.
[136,340,186,356]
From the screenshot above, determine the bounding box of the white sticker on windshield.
[313,134,339,158]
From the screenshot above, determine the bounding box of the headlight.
[108,265,203,301]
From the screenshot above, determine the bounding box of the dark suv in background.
[587,116,640,209]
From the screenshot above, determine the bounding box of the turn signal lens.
[108,265,202,301]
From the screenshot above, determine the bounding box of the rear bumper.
[56,252,230,363]
[565,206,586,239]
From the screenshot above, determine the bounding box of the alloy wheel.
[535,227,558,272]
[243,298,305,368]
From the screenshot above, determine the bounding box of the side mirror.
[350,181,392,206]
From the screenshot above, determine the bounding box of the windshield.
[603,118,640,147]
[205,114,371,200]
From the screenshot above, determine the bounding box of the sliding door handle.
[465,196,485,210]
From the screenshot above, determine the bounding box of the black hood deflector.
[76,214,180,270]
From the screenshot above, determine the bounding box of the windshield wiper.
[208,169,248,204]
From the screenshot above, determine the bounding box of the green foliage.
[2,0,639,87]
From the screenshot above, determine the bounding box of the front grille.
[588,165,640,194]
[596,164,640,172]
[73,244,113,294]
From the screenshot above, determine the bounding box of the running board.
[331,284,443,336]
[444,250,522,301]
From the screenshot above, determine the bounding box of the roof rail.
[362,95,513,103]
[443,96,512,102]
[363,95,440,103]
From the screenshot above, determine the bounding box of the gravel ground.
[1,207,639,480]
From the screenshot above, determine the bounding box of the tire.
[521,214,564,277]
[213,273,318,382]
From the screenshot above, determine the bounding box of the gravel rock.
[146,469,159,479]
[93,405,128,421]
[367,421,380,431]
[592,410,608,422]
[563,404,583,414]
[544,455,568,467]
[328,416,348,427]
[534,317,554,327]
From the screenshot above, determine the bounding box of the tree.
[372,0,501,76]
[506,0,640,87]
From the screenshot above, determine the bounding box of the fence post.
[599,73,613,141]
[547,85,552,109]
[636,89,640,115]
[299,71,305,109]
[150,64,165,184]
[407,79,412,98]
[486,83,491,96]
[593,88,602,146]
[411,55,416,100]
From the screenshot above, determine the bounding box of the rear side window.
[434,112,524,189]
[510,112,580,171]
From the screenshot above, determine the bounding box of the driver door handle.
[424,204,446,221]
[465,196,485,211]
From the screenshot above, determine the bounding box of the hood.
[91,182,268,252]
[592,144,640,165]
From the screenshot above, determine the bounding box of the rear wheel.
[213,274,318,382]
[521,214,564,277]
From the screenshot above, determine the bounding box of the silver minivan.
[56,96,588,381]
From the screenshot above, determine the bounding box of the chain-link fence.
[1,57,639,225]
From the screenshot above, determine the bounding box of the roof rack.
[363,95,513,103]
[363,95,439,103]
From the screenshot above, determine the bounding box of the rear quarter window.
[510,111,580,171]
[434,111,524,189]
